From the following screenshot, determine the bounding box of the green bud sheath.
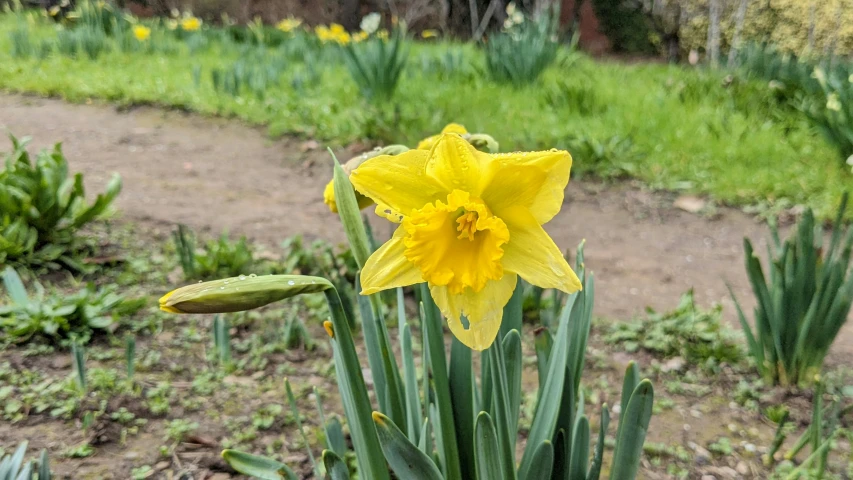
[160,275,333,314]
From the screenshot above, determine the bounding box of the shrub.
[731,193,853,386]
[0,267,145,345]
[0,135,122,272]
[483,10,558,87]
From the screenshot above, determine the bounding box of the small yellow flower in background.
[132,25,151,41]
[315,25,331,41]
[377,29,389,40]
[418,123,468,150]
[181,16,202,31]
[350,133,581,350]
[421,29,438,39]
[276,17,302,33]
[353,31,369,43]
[826,93,842,112]
[48,5,61,16]
[316,24,351,44]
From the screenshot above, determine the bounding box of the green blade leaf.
[324,290,391,480]
[2,267,29,306]
[373,412,444,480]
[518,293,579,480]
[587,405,610,480]
[221,449,298,480]
[419,284,463,480]
[609,380,654,480]
[474,412,506,480]
[331,150,370,269]
[322,450,351,480]
[569,415,590,480]
[525,440,555,480]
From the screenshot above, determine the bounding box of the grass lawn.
[0,12,849,219]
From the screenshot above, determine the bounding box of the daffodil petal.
[490,149,572,224]
[426,134,492,197]
[430,273,517,351]
[361,227,424,295]
[350,149,447,218]
[481,163,548,219]
[501,206,581,293]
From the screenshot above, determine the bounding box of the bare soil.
[1,93,851,479]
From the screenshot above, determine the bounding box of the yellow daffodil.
[350,133,581,350]
[324,145,410,213]
[421,29,438,39]
[276,17,302,33]
[132,25,151,41]
[353,31,369,43]
[181,16,202,31]
[418,123,468,150]
[377,29,389,40]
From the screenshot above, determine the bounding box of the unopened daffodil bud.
[160,274,332,314]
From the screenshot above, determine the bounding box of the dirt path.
[2,93,851,361]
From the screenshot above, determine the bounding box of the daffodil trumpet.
[350,133,581,350]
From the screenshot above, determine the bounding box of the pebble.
[123,451,140,460]
[736,462,749,475]
[700,476,717,480]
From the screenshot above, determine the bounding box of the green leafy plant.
[484,9,559,87]
[0,267,145,344]
[342,27,409,102]
[172,225,254,280]
[731,193,853,386]
[0,135,122,271]
[605,290,743,368]
[565,134,641,179]
[0,441,51,479]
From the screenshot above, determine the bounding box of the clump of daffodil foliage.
[159,123,654,480]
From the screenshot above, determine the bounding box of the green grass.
[0,13,849,219]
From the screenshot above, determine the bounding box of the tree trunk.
[727,0,749,68]
[706,0,721,67]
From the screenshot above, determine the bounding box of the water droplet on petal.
[238,275,246,280]
[287,280,295,285]
[249,274,257,278]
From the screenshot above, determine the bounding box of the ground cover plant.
[0,134,121,272]
[0,4,849,219]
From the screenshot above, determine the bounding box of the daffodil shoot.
[351,133,581,350]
